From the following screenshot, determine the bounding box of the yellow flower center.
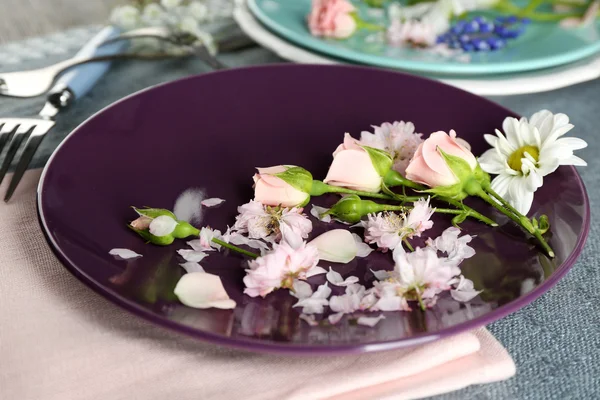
[508,145,539,172]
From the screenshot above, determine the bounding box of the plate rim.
[37,64,592,355]
[247,0,600,76]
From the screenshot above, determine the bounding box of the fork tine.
[0,122,17,156]
[4,120,54,202]
[4,133,46,202]
[0,124,33,187]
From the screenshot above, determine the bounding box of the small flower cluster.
[109,0,231,55]
[292,227,479,327]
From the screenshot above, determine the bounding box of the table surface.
[0,15,599,400]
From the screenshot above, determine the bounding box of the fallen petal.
[309,229,357,264]
[201,197,226,207]
[174,272,236,309]
[299,314,319,326]
[328,312,345,325]
[149,215,178,237]
[371,269,392,281]
[109,248,142,260]
[291,280,313,299]
[180,261,205,273]
[326,267,359,287]
[177,249,209,262]
[306,266,327,277]
[352,233,374,257]
[357,314,385,327]
[310,205,332,223]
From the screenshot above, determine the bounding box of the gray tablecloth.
[0,28,598,400]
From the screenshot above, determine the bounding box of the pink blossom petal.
[180,262,205,273]
[177,249,209,262]
[148,215,178,237]
[357,314,386,327]
[201,198,226,207]
[309,229,357,264]
[174,272,236,309]
[109,248,142,260]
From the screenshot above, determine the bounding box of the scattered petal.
[174,272,236,309]
[328,312,345,325]
[293,283,332,314]
[371,269,392,281]
[177,249,209,262]
[201,197,226,207]
[291,280,313,299]
[306,266,328,277]
[310,205,332,223]
[326,267,359,287]
[352,233,374,257]
[148,215,178,237]
[179,261,205,273]
[357,314,386,327]
[309,229,357,264]
[109,248,142,260]
[450,275,481,302]
[299,314,319,326]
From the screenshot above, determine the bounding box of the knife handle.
[47,26,126,107]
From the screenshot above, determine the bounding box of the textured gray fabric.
[0,28,598,399]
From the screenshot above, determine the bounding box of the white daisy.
[478,110,587,215]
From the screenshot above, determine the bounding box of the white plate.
[234,0,600,96]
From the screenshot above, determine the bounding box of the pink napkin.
[0,170,515,400]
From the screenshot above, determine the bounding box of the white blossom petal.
[201,198,226,207]
[291,280,313,299]
[174,272,236,309]
[352,233,374,257]
[177,249,209,262]
[309,229,357,264]
[109,248,142,260]
[371,269,392,281]
[357,314,386,327]
[293,283,332,314]
[326,267,359,287]
[310,205,332,223]
[180,261,205,273]
[450,276,481,302]
[148,215,178,237]
[299,314,319,326]
[306,266,328,277]
[328,312,345,325]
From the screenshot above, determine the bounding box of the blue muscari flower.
[438,15,528,53]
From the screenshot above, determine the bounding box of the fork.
[0,26,125,201]
[0,26,224,98]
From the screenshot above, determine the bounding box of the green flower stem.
[380,204,473,217]
[310,180,415,201]
[403,238,415,252]
[521,0,544,16]
[439,196,499,227]
[494,0,598,21]
[212,238,259,259]
[475,189,555,258]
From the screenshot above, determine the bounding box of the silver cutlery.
[0,26,125,201]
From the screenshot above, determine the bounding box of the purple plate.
[38,65,590,354]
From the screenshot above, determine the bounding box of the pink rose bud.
[405,130,478,188]
[253,166,311,208]
[308,0,358,39]
[324,133,387,192]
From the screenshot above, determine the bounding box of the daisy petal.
[109,248,142,260]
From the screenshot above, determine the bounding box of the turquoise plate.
[248,0,600,75]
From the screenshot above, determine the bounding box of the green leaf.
[423,183,467,200]
[362,146,393,177]
[275,166,313,194]
[438,147,473,182]
[133,207,176,219]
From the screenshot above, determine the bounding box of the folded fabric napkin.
[0,170,515,400]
